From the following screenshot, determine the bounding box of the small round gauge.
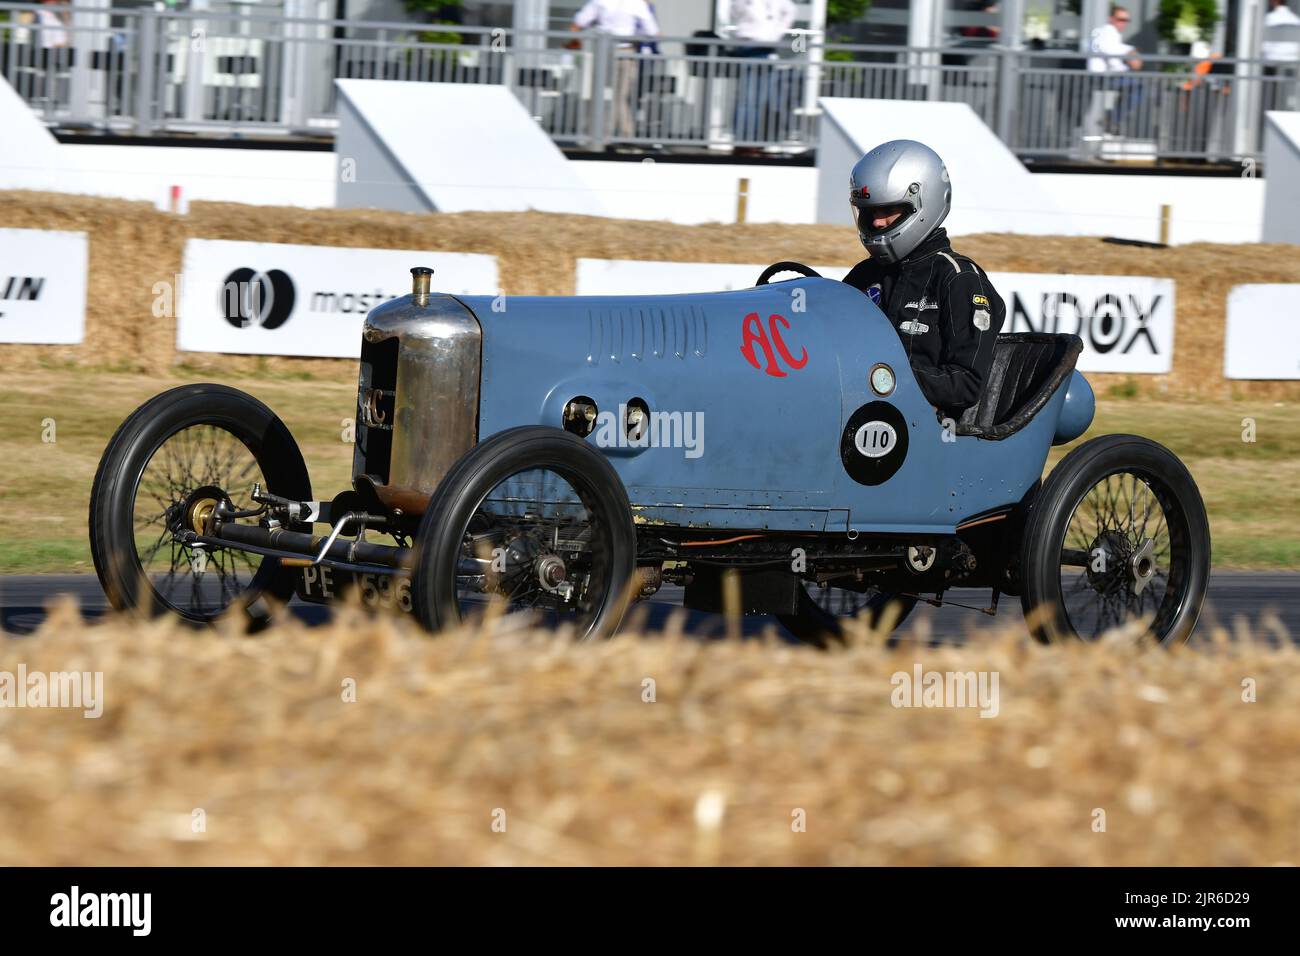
[869,363,895,396]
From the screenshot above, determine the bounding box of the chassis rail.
[193,522,411,577]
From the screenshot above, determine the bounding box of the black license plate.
[294,566,412,613]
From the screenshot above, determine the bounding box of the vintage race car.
[90,262,1210,645]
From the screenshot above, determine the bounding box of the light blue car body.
[459,277,1088,536]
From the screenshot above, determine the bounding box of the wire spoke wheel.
[1021,435,1209,645]
[1059,470,1178,640]
[413,427,636,640]
[90,384,312,627]
[131,425,269,620]
[453,466,616,632]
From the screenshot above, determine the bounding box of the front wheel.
[1020,434,1210,644]
[411,426,637,640]
[88,384,312,626]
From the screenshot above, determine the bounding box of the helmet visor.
[852,201,916,238]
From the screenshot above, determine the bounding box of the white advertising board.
[0,228,88,345]
[177,240,499,357]
[1224,284,1300,379]
[991,272,1175,375]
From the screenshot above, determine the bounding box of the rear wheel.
[411,427,637,640]
[89,384,311,626]
[1020,434,1210,644]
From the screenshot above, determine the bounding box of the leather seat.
[956,333,1084,440]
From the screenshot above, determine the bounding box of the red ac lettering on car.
[768,313,808,371]
[740,312,808,377]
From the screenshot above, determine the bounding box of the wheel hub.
[1129,537,1158,595]
[1086,530,1160,596]
[1085,530,1130,593]
[181,485,229,536]
[535,554,570,595]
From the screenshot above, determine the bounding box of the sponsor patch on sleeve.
[973,308,991,331]
[972,294,990,308]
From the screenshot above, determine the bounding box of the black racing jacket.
[843,229,1006,417]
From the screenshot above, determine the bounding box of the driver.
[842,140,1005,419]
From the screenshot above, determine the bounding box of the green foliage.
[1156,0,1219,44]
[825,0,872,60]
[402,2,463,44]
[1106,377,1140,399]
[827,0,872,23]
[416,24,464,46]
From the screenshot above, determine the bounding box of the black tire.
[89,384,311,626]
[1020,434,1210,644]
[411,426,637,640]
[777,584,917,648]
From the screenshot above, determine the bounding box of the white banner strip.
[0,229,88,345]
[990,272,1175,375]
[1225,284,1300,380]
[177,240,499,358]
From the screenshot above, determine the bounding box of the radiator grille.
[354,337,398,485]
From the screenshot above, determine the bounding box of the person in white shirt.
[36,0,70,50]
[730,0,798,45]
[726,0,798,151]
[1087,6,1143,133]
[571,0,661,142]
[31,0,70,106]
[1262,0,1300,63]
[1087,5,1141,73]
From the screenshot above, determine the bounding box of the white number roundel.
[854,421,897,458]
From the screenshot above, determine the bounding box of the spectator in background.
[1087,5,1143,133]
[1088,5,1141,72]
[959,1,1001,39]
[1263,0,1300,64]
[727,0,797,155]
[571,0,661,143]
[36,0,69,49]
[33,0,70,106]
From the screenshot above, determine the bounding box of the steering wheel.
[756,261,823,285]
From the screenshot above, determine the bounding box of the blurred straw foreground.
[1,601,1296,866]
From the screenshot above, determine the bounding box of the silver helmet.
[849,140,951,263]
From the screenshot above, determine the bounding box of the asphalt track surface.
[1,573,1296,644]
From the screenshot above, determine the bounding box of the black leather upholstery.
[956,333,1084,440]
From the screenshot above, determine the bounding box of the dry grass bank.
[0,606,1295,866]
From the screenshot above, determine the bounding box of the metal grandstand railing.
[2,2,1295,163]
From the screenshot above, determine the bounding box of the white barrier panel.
[575,259,849,295]
[992,272,1175,375]
[1225,284,1300,380]
[178,241,499,358]
[1262,112,1300,245]
[335,80,606,216]
[0,229,88,345]
[576,259,1174,374]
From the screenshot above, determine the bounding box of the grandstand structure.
[0,0,1296,168]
